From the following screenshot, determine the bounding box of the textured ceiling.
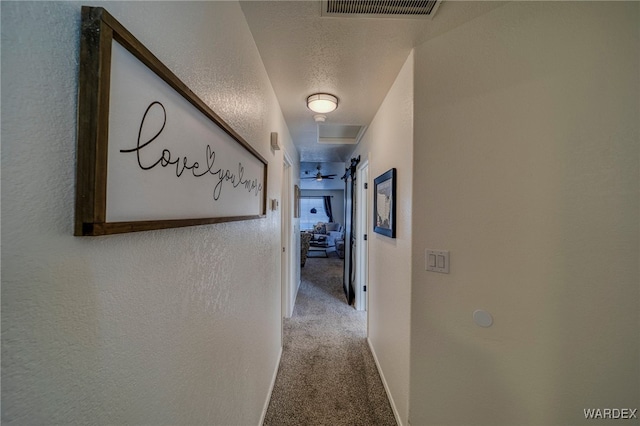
[240,0,505,166]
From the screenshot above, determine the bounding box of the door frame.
[281,152,294,331]
[355,159,369,312]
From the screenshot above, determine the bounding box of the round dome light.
[307,93,338,114]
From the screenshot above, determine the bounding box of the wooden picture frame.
[75,7,267,236]
[373,168,396,238]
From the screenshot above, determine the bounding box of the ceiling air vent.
[321,0,442,19]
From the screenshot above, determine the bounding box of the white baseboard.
[367,338,404,426]
[259,346,283,425]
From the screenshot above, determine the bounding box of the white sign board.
[107,41,264,221]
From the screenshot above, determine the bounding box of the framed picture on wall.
[373,168,396,238]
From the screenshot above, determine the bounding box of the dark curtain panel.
[323,196,334,223]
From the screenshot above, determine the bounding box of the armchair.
[300,232,312,267]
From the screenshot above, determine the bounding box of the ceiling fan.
[302,165,337,181]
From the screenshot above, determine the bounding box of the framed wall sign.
[373,168,396,238]
[75,7,268,236]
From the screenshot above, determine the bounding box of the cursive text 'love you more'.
[120,101,263,202]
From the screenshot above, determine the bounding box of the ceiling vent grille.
[322,0,441,19]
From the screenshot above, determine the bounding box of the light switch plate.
[426,249,449,273]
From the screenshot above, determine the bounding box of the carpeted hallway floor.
[263,251,397,426]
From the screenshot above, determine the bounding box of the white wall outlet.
[426,249,449,273]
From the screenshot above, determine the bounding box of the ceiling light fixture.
[307,93,338,114]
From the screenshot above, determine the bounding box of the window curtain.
[323,196,334,223]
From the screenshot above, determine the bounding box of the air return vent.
[317,124,367,145]
[322,0,442,19]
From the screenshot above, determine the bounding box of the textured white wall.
[1,2,297,424]
[349,52,413,426]
[411,2,639,425]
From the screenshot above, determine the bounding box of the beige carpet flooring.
[263,251,397,426]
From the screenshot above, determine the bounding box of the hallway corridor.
[264,253,396,426]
